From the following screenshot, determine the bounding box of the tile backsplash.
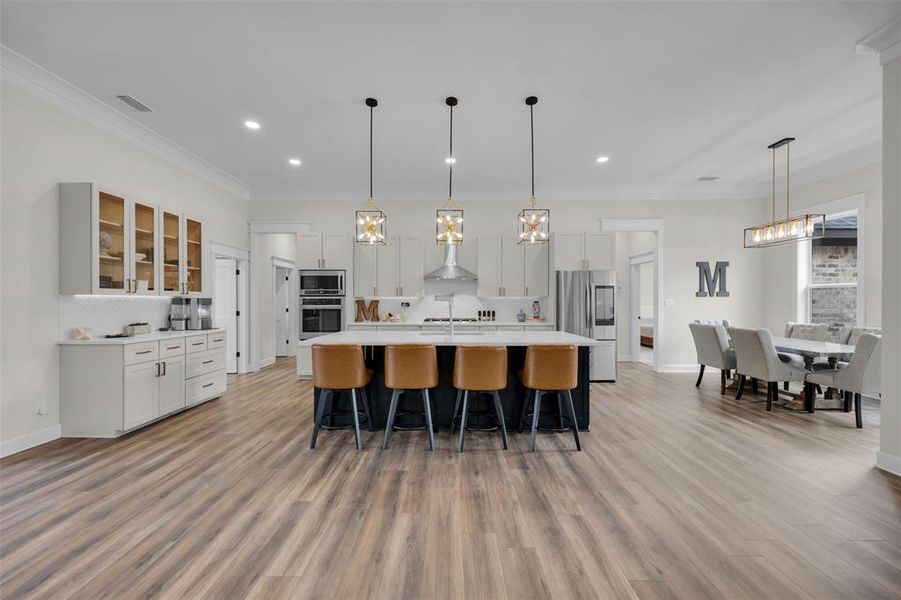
[59,295,172,339]
[355,294,548,323]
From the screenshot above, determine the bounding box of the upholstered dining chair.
[728,327,809,411]
[688,322,736,394]
[812,326,881,372]
[805,333,881,428]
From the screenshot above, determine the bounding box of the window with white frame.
[807,213,858,327]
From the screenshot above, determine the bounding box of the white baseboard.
[876,451,901,477]
[0,424,62,458]
[617,354,633,362]
[256,356,276,370]
[662,364,699,373]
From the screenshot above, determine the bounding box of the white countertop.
[58,328,227,346]
[347,320,553,327]
[300,330,599,347]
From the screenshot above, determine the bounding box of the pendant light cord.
[448,103,454,199]
[530,103,535,199]
[369,104,374,199]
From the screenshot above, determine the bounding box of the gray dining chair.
[728,327,809,411]
[779,322,829,388]
[805,333,881,428]
[812,326,881,372]
[689,322,736,394]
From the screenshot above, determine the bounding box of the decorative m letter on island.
[696,261,730,297]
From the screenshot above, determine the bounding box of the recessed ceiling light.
[445,157,456,164]
[697,176,719,181]
[244,120,261,130]
[288,158,301,166]
[596,156,610,164]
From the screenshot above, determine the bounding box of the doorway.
[630,254,656,366]
[210,242,249,374]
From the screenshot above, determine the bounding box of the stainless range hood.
[424,245,478,281]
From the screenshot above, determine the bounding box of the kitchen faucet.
[435,294,455,336]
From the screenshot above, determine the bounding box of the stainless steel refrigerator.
[556,270,617,381]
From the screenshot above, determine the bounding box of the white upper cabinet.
[584,232,615,270]
[299,233,350,270]
[553,232,615,271]
[354,236,425,297]
[477,235,549,297]
[524,242,549,297]
[59,182,204,296]
[398,236,424,297]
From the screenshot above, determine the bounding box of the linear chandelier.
[744,137,824,248]
[355,97,387,246]
[436,96,464,246]
[518,95,549,244]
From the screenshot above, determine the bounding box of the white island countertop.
[58,328,227,345]
[300,330,600,347]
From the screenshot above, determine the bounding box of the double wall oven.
[299,270,345,340]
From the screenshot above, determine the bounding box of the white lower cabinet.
[60,330,227,437]
[123,361,160,430]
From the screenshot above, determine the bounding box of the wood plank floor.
[1,359,899,599]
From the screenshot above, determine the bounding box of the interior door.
[275,267,290,356]
[215,257,238,373]
[158,355,186,415]
[95,191,129,294]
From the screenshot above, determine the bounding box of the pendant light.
[436,96,464,246]
[518,96,549,244]
[355,97,387,246]
[744,137,824,248]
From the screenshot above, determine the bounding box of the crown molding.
[857,16,901,66]
[0,45,251,199]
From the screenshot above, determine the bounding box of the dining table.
[771,336,856,410]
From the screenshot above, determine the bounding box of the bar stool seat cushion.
[522,345,578,391]
[385,345,438,389]
[312,345,370,389]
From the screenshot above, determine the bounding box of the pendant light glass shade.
[518,96,549,245]
[356,98,386,246]
[744,138,824,249]
[437,97,463,246]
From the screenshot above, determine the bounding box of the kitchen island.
[298,330,601,431]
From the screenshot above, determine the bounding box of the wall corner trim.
[0,425,62,458]
[0,45,251,200]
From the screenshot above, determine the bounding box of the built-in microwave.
[299,270,345,296]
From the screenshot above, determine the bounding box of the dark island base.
[313,345,590,432]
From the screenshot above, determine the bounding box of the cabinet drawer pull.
[192,341,204,346]
[212,338,223,343]
[202,382,214,388]
[202,360,214,365]
[136,350,153,355]
[166,345,181,350]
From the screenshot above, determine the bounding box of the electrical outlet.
[665,299,676,308]
[34,401,47,416]
[401,302,411,308]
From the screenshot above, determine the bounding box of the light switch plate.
[665,299,676,307]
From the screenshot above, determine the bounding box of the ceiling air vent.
[116,95,152,112]
[697,176,719,182]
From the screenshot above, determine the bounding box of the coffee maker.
[188,298,213,330]
[169,297,189,331]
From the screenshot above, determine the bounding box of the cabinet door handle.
[156,362,161,377]
[136,349,153,355]
[162,361,167,376]
[133,278,138,294]
[125,279,131,293]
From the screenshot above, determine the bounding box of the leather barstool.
[520,345,581,452]
[383,345,439,451]
[451,346,508,453]
[310,344,373,451]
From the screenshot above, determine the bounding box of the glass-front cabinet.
[58,183,205,297]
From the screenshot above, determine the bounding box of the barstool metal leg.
[451,389,462,433]
[530,390,542,452]
[350,389,363,451]
[383,389,400,449]
[458,391,470,453]
[361,386,374,432]
[423,389,435,451]
[557,393,565,432]
[564,389,582,451]
[491,391,508,450]
[518,387,530,433]
[310,388,329,449]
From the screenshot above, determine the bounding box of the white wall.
[251,196,766,371]
[251,233,297,367]
[0,80,249,446]
[761,162,882,332]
